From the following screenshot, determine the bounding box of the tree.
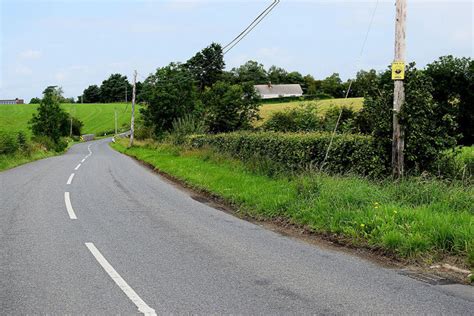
[135,81,143,102]
[303,75,321,95]
[29,97,41,104]
[356,63,458,173]
[286,71,304,85]
[83,85,101,103]
[139,63,200,135]
[425,55,473,145]
[185,43,225,91]
[202,81,261,133]
[231,60,268,84]
[348,69,379,98]
[100,74,132,103]
[267,66,288,84]
[29,87,70,143]
[319,73,344,98]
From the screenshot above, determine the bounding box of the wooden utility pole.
[129,70,137,147]
[392,0,407,178]
[69,115,73,137]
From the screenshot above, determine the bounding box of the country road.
[1,138,473,314]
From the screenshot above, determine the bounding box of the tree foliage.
[139,63,200,136]
[319,73,344,98]
[29,87,69,143]
[348,69,379,98]
[82,85,102,103]
[185,42,224,91]
[425,55,473,145]
[267,66,288,84]
[29,97,41,104]
[100,74,131,103]
[202,81,260,133]
[356,63,459,173]
[230,60,268,84]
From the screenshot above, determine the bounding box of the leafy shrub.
[187,131,387,177]
[70,117,84,136]
[169,114,207,145]
[54,138,68,152]
[202,81,260,133]
[0,133,19,154]
[134,124,154,140]
[262,105,320,132]
[356,63,459,174]
[17,131,27,149]
[263,104,356,133]
[139,63,200,136]
[30,87,70,143]
[32,135,56,151]
[321,106,357,132]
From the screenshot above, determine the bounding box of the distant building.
[0,98,24,104]
[254,83,303,99]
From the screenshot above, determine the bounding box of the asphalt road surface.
[1,139,473,314]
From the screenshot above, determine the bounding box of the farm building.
[254,83,303,99]
[0,98,24,104]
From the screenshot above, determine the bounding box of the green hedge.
[187,132,388,177]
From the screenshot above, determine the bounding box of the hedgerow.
[187,132,388,177]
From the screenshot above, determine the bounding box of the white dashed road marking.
[64,192,77,219]
[67,173,75,185]
[75,163,81,170]
[85,243,157,316]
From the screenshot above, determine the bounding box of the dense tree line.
[28,41,472,148]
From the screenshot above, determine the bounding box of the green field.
[0,103,138,137]
[0,98,360,135]
[257,97,364,125]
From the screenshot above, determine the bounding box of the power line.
[224,1,280,55]
[129,1,281,92]
[223,0,279,51]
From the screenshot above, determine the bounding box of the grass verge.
[0,148,57,171]
[0,140,76,172]
[111,139,474,273]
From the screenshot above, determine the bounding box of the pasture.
[0,103,138,136]
[257,97,364,125]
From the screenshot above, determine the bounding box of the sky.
[0,0,472,102]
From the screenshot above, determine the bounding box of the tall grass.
[112,140,473,268]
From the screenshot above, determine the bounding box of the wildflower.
[360,223,365,228]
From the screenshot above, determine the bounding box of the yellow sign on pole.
[391,61,405,80]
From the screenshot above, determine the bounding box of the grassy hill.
[0,103,139,137]
[257,97,364,125]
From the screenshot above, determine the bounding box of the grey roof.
[254,84,303,96]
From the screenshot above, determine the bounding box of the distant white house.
[254,83,303,99]
[0,98,24,104]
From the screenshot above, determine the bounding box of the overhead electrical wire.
[135,0,280,89]
[223,0,279,52]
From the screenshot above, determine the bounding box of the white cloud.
[20,49,42,60]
